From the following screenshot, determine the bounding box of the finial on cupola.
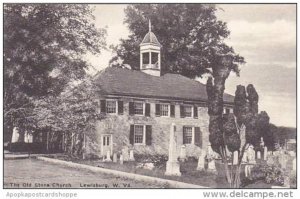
[149,19,151,32]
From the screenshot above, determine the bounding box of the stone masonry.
[85,97,212,158]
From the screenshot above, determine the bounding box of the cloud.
[217,4,296,23]
[260,93,296,127]
[84,5,130,75]
[225,19,296,65]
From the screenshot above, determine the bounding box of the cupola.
[140,20,162,76]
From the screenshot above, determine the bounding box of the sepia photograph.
[2,2,297,191]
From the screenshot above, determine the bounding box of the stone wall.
[85,97,212,158]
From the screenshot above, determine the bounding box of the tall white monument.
[165,123,181,176]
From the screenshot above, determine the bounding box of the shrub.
[249,164,286,186]
[134,154,168,169]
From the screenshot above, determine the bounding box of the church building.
[85,21,234,158]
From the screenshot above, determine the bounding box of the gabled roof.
[93,67,234,104]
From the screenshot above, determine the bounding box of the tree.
[30,77,104,157]
[208,83,271,187]
[4,4,106,140]
[110,4,244,78]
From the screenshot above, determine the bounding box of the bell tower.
[140,20,162,76]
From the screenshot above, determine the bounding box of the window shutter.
[170,105,175,117]
[118,101,124,115]
[180,105,185,118]
[129,125,134,145]
[183,127,187,144]
[146,125,152,145]
[129,102,134,115]
[100,100,106,113]
[155,104,161,116]
[145,103,150,116]
[194,106,198,118]
[194,127,202,148]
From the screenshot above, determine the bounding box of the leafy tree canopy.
[4,4,106,97]
[110,4,244,78]
[4,4,106,137]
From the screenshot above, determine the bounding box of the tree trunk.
[208,66,232,186]
[46,131,49,153]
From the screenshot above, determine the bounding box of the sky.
[86,4,296,127]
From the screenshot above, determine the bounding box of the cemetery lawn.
[46,155,283,188]
[47,155,229,188]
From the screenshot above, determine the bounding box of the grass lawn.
[45,154,284,188]
[47,154,229,188]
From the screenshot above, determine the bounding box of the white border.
[1,1,299,199]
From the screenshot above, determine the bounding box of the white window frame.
[223,107,231,114]
[183,105,194,118]
[134,101,145,115]
[160,103,170,117]
[183,126,195,145]
[106,99,118,114]
[133,125,146,145]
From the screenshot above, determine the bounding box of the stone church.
[85,22,234,158]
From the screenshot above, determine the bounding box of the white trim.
[133,101,145,116]
[104,94,211,106]
[192,127,195,145]
[160,103,170,117]
[183,126,193,145]
[183,126,198,145]
[183,105,193,118]
[106,99,118,115]
[100,134,113,156]
[143,125,146,144]
[133,124,146,146]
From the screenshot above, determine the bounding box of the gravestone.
[122,147,129,161]
[207,159,216,171]
[260,137,265,148]
[247,145,256,164]
[206,144,216,172]
[119,154,124,165]
[233,151,239,165]
[263,146,268,160]
[197,151,206,171]
[105,150,112,162]
[242,150,248,163]
[11,127,20,143]
[165,123,181,176]
[113,153,117,163]
[279,153,287,169]
[179,145,187,162]
[245,164,253,178]
[129,150,135,161]
[292,158,296,171]
[257,151,261,160]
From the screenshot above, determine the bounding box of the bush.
[134,154,168,169]
[186,156,198,163]
[249,164,286,186]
